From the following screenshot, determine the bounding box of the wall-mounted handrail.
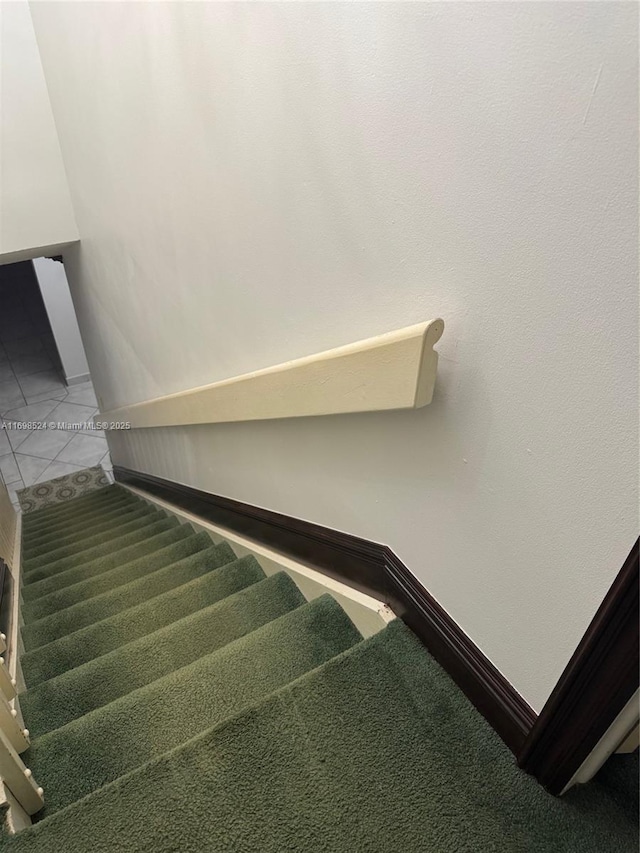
[97,319,444,430]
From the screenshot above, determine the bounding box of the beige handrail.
[97,319,445,429]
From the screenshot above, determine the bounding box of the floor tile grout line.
[12,430,109,468]
[10,423,109,485]
[0,305,110,501]
[31,459,90,488]
[50,431,108,467]
[15,368,66,398]
[7,357,57,378]
[9,433,77,464]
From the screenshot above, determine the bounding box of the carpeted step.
[25,595,361,817]
[8,487,636,853]
[21,572,305,737]
[21,542,237,652]
[23,508,167,571]
[23,531,212,621]
[22,517,182,586]
[593,752,639,820]
[6,620,637,853]
[22,491,143,539]
[22,526,206,606]
[22,487,133,532]
[22,494,139,540]
[21,484,123,523]
[22,553,265,687]
[23,500,153,558]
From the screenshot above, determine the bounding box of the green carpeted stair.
[1,482,636,851]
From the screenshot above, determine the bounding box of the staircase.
[0,483,636,851]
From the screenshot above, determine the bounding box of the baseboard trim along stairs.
[0,474,634,850]
[114,465,536,754]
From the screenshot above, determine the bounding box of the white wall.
[0,1,78,261]
[32,257,89,384]
[30,1,638,711]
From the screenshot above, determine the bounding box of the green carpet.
[20,573,306,737]
[23,516,181,583]
[22,500,153,556]
[22,525,205,605]
[22,531,208,617]
[20,554,265,686]
[23,503,159,565]
[22,488,135,532]
[21,543,236,650]
[1,481,635,850]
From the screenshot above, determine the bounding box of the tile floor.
[0,267,112,510]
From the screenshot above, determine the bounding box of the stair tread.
[22,487,133,530]
[21,572,305,736]
[22,541,237,651]
[6,621,635,853]
[23,497,141,540]
[9,489,633,852]
[26,595,361,817]
[22,552,262,686]
[23,499,147,553]
[22,516,182,586]
[23,528,204,617]
[22,526,201,607]
[22,483,123,519]
[23,508,165,572]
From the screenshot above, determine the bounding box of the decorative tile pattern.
[17,466,110,514]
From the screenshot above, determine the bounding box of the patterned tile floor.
[0,279,112,510]
[17,465,110,514]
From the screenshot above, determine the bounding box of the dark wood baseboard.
[383,549,537,754]
[114,465,536,754]
[115,466,638,792]
[518,539,639,794]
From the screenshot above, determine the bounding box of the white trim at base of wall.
[65,372,91,387]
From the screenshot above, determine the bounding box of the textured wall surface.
[30,1,638,710]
